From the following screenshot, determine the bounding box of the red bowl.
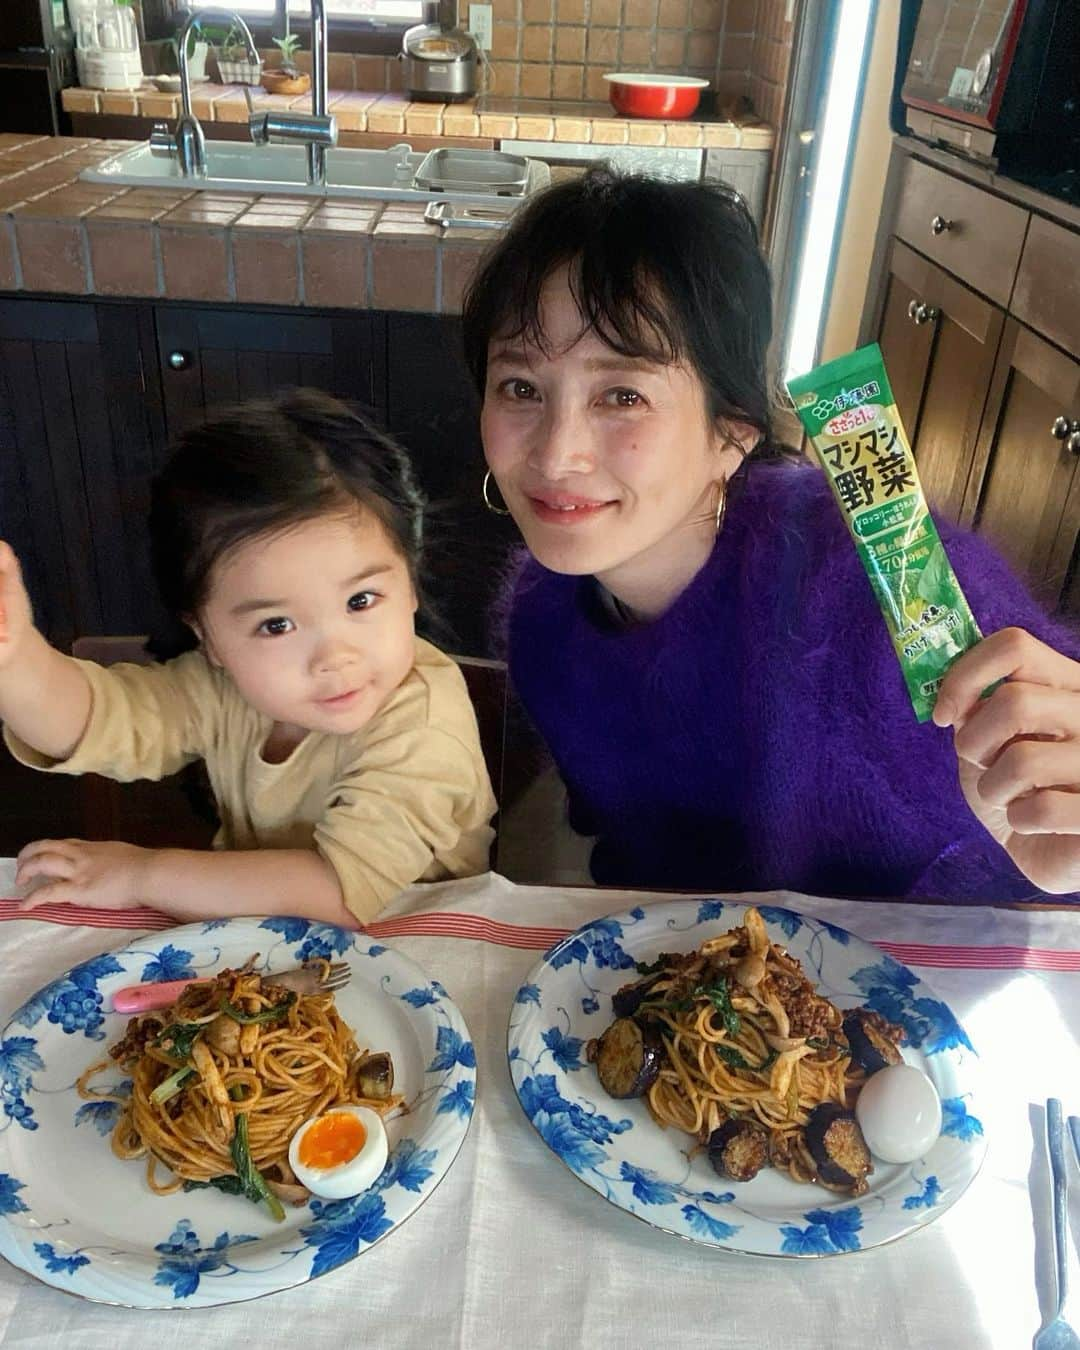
[603,73,709,119]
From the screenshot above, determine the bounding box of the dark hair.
[148,388,429,655]
[462,165,779,452]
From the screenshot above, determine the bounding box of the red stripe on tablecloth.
[0,900,174,929]
[0,900,1078,970]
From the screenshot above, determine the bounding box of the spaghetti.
[78,963,401,1217]
[588,907,904,1195]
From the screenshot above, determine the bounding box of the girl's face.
[480,269,751,617]
[195,509,417,738]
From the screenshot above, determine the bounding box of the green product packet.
[786,342,982,722]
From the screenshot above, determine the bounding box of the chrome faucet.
[174,9,259,177]
[309,0,330,186]
[164,4,337,186]
[244,0,336,184]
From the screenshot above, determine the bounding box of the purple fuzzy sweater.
[504,459,1080,903]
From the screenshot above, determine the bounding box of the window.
[189,0,424,52]
[287,0,425,20]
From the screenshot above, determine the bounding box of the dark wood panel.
[894,156,1029,308]
[972,320,1080,610]
[914,264,1004,525]
[384,312,516,657]
[876,240,935,440]
[876,246,1003,523]
[155,306,380,432]
[1012,214,1080,358]
[90,304,171,636]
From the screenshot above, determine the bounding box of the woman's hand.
[933,627,1080,895]
[14,839,155,912]
[0,542,35,669]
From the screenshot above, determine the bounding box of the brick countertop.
[0,134,502,314]
[61,84,776,151]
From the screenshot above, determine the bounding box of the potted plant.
[208,21,263,86]
[145,33,209,91]
[261,21,310,96]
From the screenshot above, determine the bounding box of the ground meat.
[108,1016,160,1066]
[857,1007,906,1050]
[769,968,835,1039]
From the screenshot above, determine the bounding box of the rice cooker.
[401,0,478,103]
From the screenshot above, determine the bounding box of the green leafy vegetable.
[149,1065,195,1106]
[713,1044,777,1072]
[153,1022,205,1063]
[230,1113,286,1223]
[634,956,671,977]
[698,979,741,1037]
[219,993,296,1025]
[641,977,741,1036]
[183,1175,246,1197]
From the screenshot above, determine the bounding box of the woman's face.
[480,269,749,616]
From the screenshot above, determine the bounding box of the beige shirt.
[4,639,496,923]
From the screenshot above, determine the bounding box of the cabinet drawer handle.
[930,214,953,236]
[167,350,191,372]
[1052,416,1080,454]
[909,301,938,326]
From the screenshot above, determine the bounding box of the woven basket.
[213,50,263,85]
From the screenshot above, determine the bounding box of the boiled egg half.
[854,1063,942,1164]
[288,1104,389,1200]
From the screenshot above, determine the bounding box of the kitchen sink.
[79,141,550,205]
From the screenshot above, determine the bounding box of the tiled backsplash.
[221,0,795,121]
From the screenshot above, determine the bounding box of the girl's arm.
[14,839,359,928]
[0,543,92,759]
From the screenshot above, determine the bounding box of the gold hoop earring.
[482,470,512,517]
[715,481,727,536]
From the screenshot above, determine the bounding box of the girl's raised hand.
[933,627,1080,896]
[0,541,34,669]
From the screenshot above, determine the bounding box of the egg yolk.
[298,1112,367,1171]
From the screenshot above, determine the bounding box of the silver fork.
[1034,1099,1080,1350]
[111,961,351,1014]
[274,961,351,995]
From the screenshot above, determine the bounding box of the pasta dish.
[79,962,400,1219]
[586,907,905,1195]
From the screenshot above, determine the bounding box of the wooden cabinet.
[876,240,1003,524]
[965,322,1080,612]
[155,307,384,432]
[0,298,163,647]
[383,313,517,657]
[863,140,1080,618]
[0,298,507,658]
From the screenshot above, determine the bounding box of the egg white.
[288,1104,389,1200]
[854,1063,942,1165]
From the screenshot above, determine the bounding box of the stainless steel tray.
[423,200,516,229]
[413,147,531,195]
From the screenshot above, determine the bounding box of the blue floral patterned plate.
[0,917,476,1307]
[508,899,985,1257]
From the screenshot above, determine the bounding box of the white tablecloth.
[0,862,1076,1349]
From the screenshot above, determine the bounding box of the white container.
[76,48,144,91]
[73,0,145,92]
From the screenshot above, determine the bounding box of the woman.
[462,167,1080,903]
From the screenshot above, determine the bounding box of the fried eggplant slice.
[586,1017,663,1099]
[707,1117,769,1182]
[843,1008,904,1075]
[804,1102,873,1193]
